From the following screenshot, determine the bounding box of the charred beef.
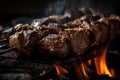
[64,28,91,55]
[1,24,33,41]
[37,34,69,58]
[8,28,52,57]
[9,30,37,56]
[0,8,120,58]
[90,22,108,43]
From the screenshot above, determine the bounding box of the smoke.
[45,0,118,16]
[45,0,66,16]
[45,0,81,16]
[78,0,115,14]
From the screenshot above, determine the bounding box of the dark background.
[0,0,119,25]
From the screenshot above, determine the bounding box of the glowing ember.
[94,44,114,77]
[54,64,68,75]
[87,59,92,66]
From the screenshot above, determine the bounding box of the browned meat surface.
[1,24,33,41]
[99,16,120,39]
[37,34,69,58]
[64,28,91,55]
[90,22,108,43]
[8,27,54,57]
[0,8,120,58]
[1,28,14,40]
[9,30,37,56]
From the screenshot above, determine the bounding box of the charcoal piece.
[0,73,31,80]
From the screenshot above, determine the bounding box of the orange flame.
[94,45,114,77]
[54,64,68,75]
[87,59,92,66]
[81,63,89,79]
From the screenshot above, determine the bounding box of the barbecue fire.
[81,63,89,80]
[94,44,114,77]
[71,43,115,80]
[54,64,68,75]
[0,7,120,80]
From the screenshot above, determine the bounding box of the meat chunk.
[64,28,91,55]
[90,22,108,43]
[31,15,63,26]
[41,23,63,34]
[63,19,82,28]
[99,16,120,39]
[108,19,120,39]
[1,7,120,59]
[1,24,33,40]
[9,28,61,57]
[9,30,39,57]
[38,34,69,58]
[1,28,14,40]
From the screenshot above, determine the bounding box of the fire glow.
[51,32,116,79]
[53,44,115,79]
[54,64,68,75]
[94,45,114,77]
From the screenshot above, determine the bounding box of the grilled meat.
[0,8,120,58]
[31,8,86,27]
[64,28,92,55]
[90,22,108,43]
[38,34,69,58]
[99,16,120,39]
[8,26,55,56]
[1,24,33,41]
[9,30,38,56]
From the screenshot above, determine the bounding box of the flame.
[81,63,89,79]
[54,64,68,75]
[94,45,114,77]
[110,68,115,77]
[87,59,92,66]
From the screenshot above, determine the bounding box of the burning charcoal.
[0,56,53,79]
[91,74,116,80]
[0,73,31,80]
[54,75,70,80]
